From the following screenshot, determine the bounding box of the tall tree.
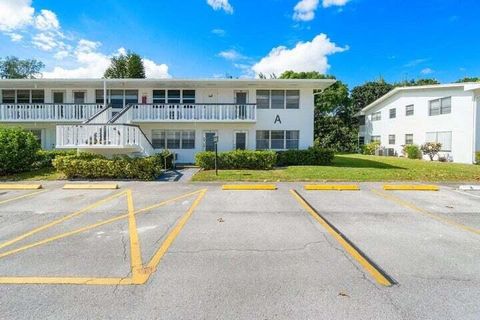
[456,77,480,83]
[0,56,45,79]
[351,79,394,113]
[104,51,146,78]
[394,78,440,87]
[280,71,357,152]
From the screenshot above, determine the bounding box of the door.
[53,91,65,103]
[235,91,248,119]
[234,131,247,150]
[204,132,217,152]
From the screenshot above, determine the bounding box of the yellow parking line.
[143,189,207,283]
[222,184,277,190]
[0,189,206,260]
[0,190,47,206]
[290,189,395,287]
[0,189,207,286]
[383,185,439,191]
[372,189,480,236]
[0,190,127,251]
[63,184,119,190]
[0,184,42,190]
[304,184,360,191]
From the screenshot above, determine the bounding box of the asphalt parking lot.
[0,182,479,320]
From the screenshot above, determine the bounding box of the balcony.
[56,124,154,155]
[0,103,104,122]
[125,103,257,122]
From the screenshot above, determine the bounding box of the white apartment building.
[359,83,480,164]
[0,79,334,163]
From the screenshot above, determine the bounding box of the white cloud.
[7,33,23,41]
[0,0,34,31]
[322,0,350,8]
[34,9,59,31]
[218,49,244,61]
[293,0,319,21]
[207,0,233,14]
[404,58,428,68]
[421,68,434,75]
[251,33,347,77]
[43,39,170,79]
[32,32,58,51]
[211,28,226,36]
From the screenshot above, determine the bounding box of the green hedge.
[53,152,171,180]
[0,127,40,174]
[476,151,480,164]
[276,147,334,166]
[195,150,277,170]
[32,150,77,169]
[403,144,422,159]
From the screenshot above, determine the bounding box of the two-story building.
[358,83,480,164]
[0,78,334,163]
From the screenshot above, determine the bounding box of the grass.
[0,167,66,181]
[192,154,480,182]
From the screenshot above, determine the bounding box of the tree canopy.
[456,77,480,83]
[104,51,146,78]
[350,79,394,113]
[0,56,45,79]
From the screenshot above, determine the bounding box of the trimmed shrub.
[403,144,422,159]
[362,141,380,155]
[195,150,277,170]
[32,149,77,169]
[53,153,169,180]
[420,142,442,161]
[476,151,480,164]
[0,127,40,174]
[276,147,334,166]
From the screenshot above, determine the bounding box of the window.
[371,112,381,121]
[31,90,44,103]
[2,90,15,103]
[73,92,85,104]
[358,136,365,145]
[256,130,270,150]
[124,90,138,105]
[388,134,396,145]
[270,130,285,149]
[235,132,247,150]
[426,131,452,152]
[181,131,195,149]
[358,115,366,125]
[151,130,195,149]
[95,90,105,104]
[28,129,42,146]
[371,135,381,143]
[271,90,285,109]
[153,90,166,104]
[256,90,270,109]
[405,105,414,116]
[286,90,300,109]
[405,134,414,145]
[109,90,124,108]
[167,90,181,103]
[286,130,300,149]
[17,90,30,103]
[389,108,396,119]
[429,97,451,116]
[182,90,196,104]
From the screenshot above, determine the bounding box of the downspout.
[473,95,479,164]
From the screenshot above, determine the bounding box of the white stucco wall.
[362,87,476,164]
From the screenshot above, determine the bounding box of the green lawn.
[192,154,480,182]
[0,168,65,181]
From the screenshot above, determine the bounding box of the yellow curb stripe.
[304,185,360,191]
[0,191,127,251]
[143,190,207,283]
[63,184,119,190]
[0,276,135,285]
[0,184,42,190]
[222,184,277,190]
[383,185,439,191]
[0,190,47,206]
[372,189,480,236]
[0,190,205,260]
[290,189,395,287]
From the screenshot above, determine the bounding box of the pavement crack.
[119,224,128,263]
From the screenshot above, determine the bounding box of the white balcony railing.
[126,103,256,122]
[56,124,154,155]
[0,104,104,122]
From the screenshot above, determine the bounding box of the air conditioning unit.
[386,148,396,156]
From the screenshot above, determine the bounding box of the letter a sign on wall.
[274,115,282,124]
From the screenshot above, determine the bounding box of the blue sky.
[0,0,479,87]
